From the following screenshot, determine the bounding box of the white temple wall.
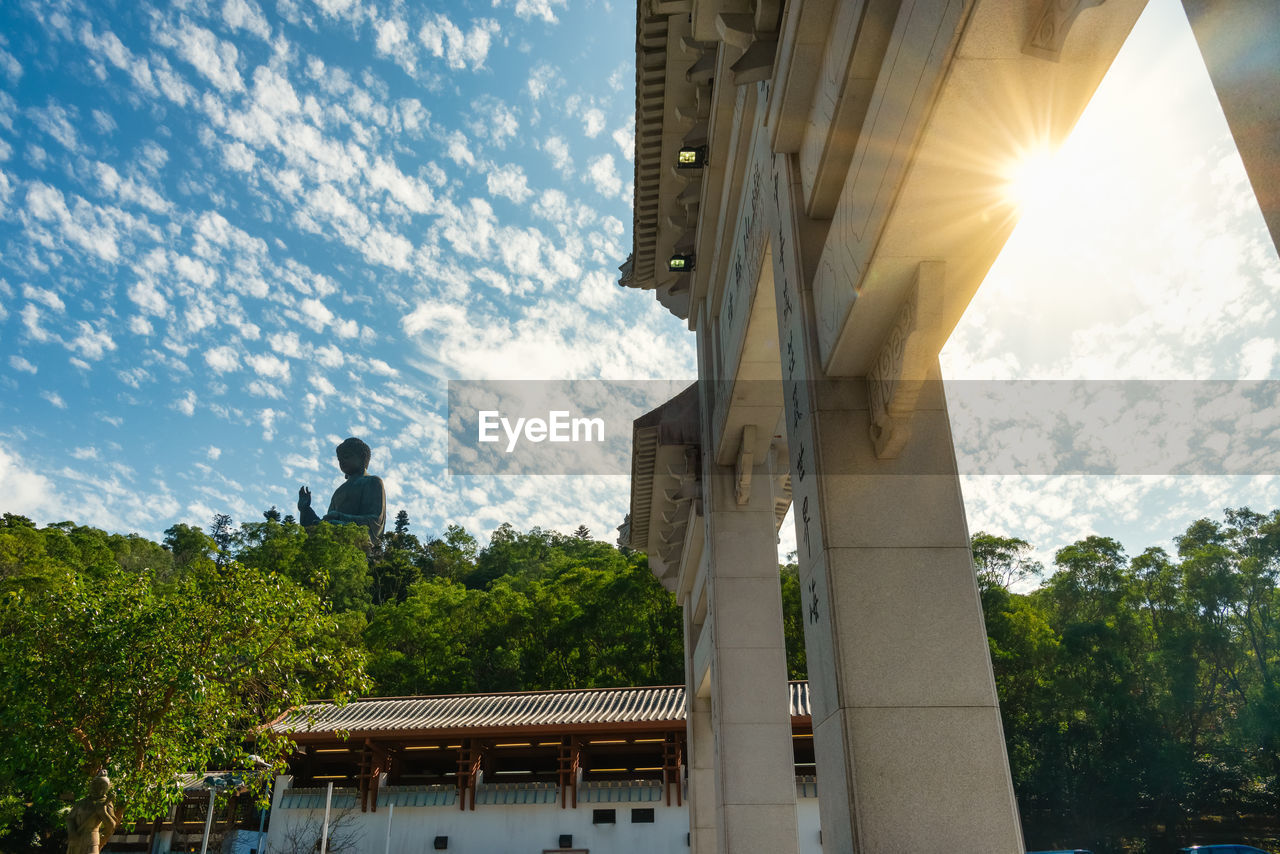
[262,777,821,854]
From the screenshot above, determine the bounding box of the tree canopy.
[0,515,367,848]
[2,504,1278,852]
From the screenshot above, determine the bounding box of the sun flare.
[1002,147,1068,213]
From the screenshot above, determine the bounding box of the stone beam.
[1181,0,1280,253]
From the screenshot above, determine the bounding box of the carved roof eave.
[627,0,702,323]
[626,383,701,590]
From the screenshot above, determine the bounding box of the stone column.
[768,150,1024,852]
[687,690,717,852]
[684,599,717,854]
[702,464,800,854]
[1182,0,1280,253]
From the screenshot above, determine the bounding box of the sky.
[1,0,1278,574]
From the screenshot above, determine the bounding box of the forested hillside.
[1,507,1277,851]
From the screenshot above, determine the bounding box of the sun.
[1002,146,1068,214]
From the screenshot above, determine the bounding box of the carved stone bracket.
[1024,0,1107,61]
[867,261,945,459]
[715,7,779,86]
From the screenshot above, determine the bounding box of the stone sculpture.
[65,773,116,854]
[298,437,387,541]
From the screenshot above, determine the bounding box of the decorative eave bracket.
[1024,0,1107,61]
[866,261,946,459]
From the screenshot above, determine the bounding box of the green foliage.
[0,530,367,842]
[779,563,807,680]
[964,516,1280,851]
[364,531,682,694]
[8,500,1278,853]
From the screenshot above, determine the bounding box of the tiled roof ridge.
[273,682,810,734]
[298,682,691,707]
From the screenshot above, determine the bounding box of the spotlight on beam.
[668,253,695,273]
[677,146,707,169]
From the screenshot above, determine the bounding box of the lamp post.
[198,773,245,854]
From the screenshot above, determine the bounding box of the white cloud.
[204,346,241,373]
[374,17,416,73]
[68,321,116,360]
[259,407,278,440]
[581,108,605,138]
[543,135,570,174]
[586,153,622,198]
[508,0,568,24]
[222,0,272,40]
[128,279,169,316]
[174,254,217,288]
[313,0,362,19]
[246,352,291,380]
[443,130,476,168]
[117,367,151,388]
[0,443,58,518]
[315,344,345,368]
[80,24,158,96]
[299,297,334,331]
[175,389,197,416]
[486,163,532,204]
[41,390,67,409]
[578,269,618,311]
[24,182,121,262]
[248,379,284,398]
[93,162,171,213]
[607,64,628,92]
[396,98,428,134]
[612,118,634,160]
[20,305,54,343]
[269,331,304,358]
[223,141,256,172]
[157,18,245,94]
[367,157,435,214]
[29,104,81,153]
[419,15,500,70]
[22,285,64,312]
[0,46,21,82]
[9,355,36,373]
[92,109,117,134]
[310,373,337,395]
[526,64,556,100]
[1239,337,1277,379]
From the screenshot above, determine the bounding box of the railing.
[475,782,558,805]
[277,787,358,810]
[579,780,663,803]
[795,775,818,798]
[376,785,457,808]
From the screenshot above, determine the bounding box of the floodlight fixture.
[677,145,707,169]
[668,253,695,273]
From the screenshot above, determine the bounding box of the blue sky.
[1,0,1278,571]
[0,0,694,542]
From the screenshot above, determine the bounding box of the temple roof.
[272,682,811,738]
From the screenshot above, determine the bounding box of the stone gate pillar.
[767,150,1024,853]
[698,459,800,854]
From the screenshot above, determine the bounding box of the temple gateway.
[617,0,1280,851]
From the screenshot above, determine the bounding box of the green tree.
[779,563,807,679]
[418,524,478,583]
[0,557,366,843]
